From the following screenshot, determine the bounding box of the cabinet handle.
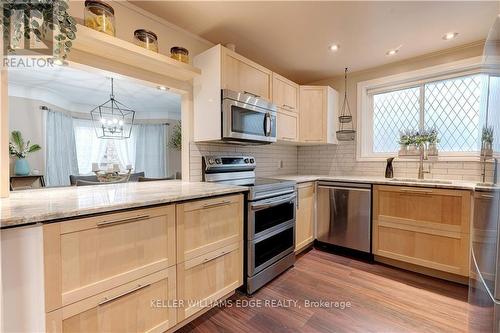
[480,194,495,199]
[399,189,433,195]
[243,91,260,98]
[98,283,150,306]
[281,137,296,140]
[97,214,150,228]
[202,251,227,264]
[202,200,232,209]
[282,104,295,110]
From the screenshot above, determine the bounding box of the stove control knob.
[215,159,221,164]
[250,158,255,164]
[208,158,215,165]
[244,158,249,163]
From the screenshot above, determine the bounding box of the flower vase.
[15,158,30,176]
[481,142,493,158]
[399,144,407,156]
[429,143,438,156]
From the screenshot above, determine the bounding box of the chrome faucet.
[417,144,431,180]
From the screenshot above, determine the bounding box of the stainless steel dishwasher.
[316,181,372,258]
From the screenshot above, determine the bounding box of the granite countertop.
[273,175,478,191]
[0,180,248,229]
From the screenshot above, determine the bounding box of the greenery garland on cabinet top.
[1,0,77,60]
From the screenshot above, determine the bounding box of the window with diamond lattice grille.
[371,74,485,154]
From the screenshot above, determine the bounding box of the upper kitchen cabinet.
[299,86,339,144]
[223,49,272,100]
[193,44,273,142]
[272,73,299,112]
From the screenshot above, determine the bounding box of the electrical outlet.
[277,160,283,169]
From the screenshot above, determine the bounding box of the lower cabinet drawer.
[376,226,470,276]
[176,194,243,263]
[44,205,176,311]
[176,242,243,321]
[46,267,177,333]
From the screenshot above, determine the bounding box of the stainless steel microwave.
[221,89,277,144]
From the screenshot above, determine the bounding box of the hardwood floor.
[176,249,469,333]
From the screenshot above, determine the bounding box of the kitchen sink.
[389,178,453,185]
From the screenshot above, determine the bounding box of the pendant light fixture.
[336,67,356,141]
[90,78,135,139]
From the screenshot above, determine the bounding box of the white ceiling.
[8,65,182,119]
[132,1,499,83]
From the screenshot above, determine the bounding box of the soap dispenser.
[385,157,394,179]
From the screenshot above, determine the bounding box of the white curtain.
[45,110,79,186]
[73,119,107,174]
[114,135,136,171]
[134,124,166,178]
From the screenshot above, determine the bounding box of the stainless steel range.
[202,155,297,294]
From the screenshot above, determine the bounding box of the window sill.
[357,155,484,163]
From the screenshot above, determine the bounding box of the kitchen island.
[1,180,248,332]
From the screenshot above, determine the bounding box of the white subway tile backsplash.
[189,140,484,182]
[189,142,298,181]
[297,141,484,182]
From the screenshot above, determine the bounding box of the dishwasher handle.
[317,181,372,190]
[318,185,372,193]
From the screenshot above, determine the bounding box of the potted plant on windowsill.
[9,130,42,176]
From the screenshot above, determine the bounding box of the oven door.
[222,98,277,143]
[248,192,296,240]
[248,224,295,276]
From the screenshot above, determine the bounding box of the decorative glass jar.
[134,29,158,53]
[84,0,115,36]
[170,46,189,63]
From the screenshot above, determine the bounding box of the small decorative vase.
[429,143,438,156]
[481,142,493,158]
[14,158,30,176]
[408,144,417,155]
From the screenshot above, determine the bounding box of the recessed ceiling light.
[329,44,340,52]
[386,48,399,56]
[442,32,459,40]
[157,86,169,91]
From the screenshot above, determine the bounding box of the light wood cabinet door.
[373,185,471,276]
[176,194,244,263]
[43,205,176,311]
[299,86,326,143]
[177,242,243,321]
[222,49,272,100]
[295,182,315,253]
[277,109,299,142]
[272,73,299,112]
[46,268,177,333]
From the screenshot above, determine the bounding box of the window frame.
[357,56,485,161]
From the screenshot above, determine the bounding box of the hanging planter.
[336,67,356,141]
